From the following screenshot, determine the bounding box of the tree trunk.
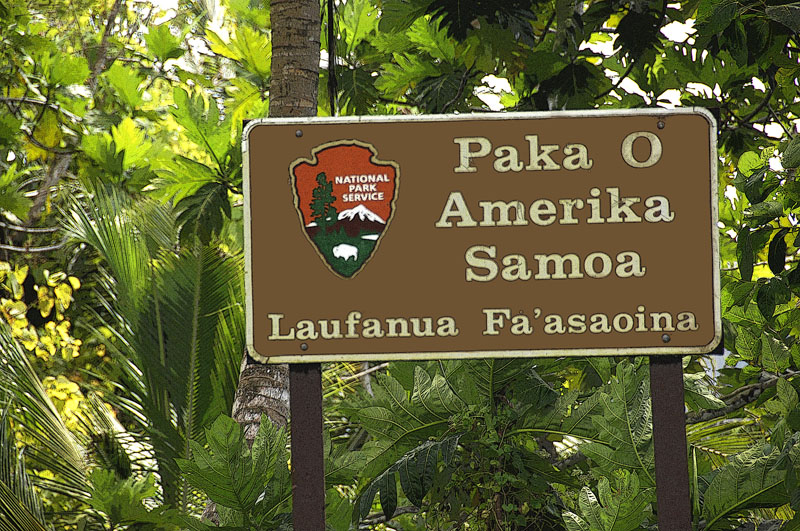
[203,4,320,524]
[268,0,321,118]
[232,0,320,444]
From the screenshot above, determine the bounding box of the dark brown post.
[649,355,692,530]
[289,363,326,529]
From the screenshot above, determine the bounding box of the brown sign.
[244,110,720,363]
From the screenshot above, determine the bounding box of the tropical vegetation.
[1,0,800,529]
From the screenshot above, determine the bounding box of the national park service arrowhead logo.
[290,140,399,278]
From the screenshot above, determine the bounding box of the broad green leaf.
[339,0,379,53]
[684,372,725,411]
[176,181,231,245]
[0,164,33,219]
[766,4,800,33]
[761,334,790,374]
[41,50,89,86]
[702,445,788,529]
[407,17,455,61]
[563,511,591,531]
[734,326,760,360]
[348,370,459,482]
[171,87,232,164]
[27,110,61,161]
[777,378,799,414]
[111,117,151,169]
[582,361,654,486]
[176,416,262,511]
[375,53,441,98]
[696,0,736,35]
[378,0,432,33]
[744,201,783,225]
[86,469,158,525]
[567,471,651,531]
[768,228,789,275]
[355,434,461,522]
[207,27,270,80]
[104,63,144,108]
[144,23,184,62]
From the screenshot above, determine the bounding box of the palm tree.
[62,183,245,511]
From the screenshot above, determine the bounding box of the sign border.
[243,108,720,363]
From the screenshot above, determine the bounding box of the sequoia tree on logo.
[291,140,399,278]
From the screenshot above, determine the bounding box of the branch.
[595,60,636,101]
[0,221,60,234]
[0,97,82,123]
[0,240,67,253]
[538,9,557,46]
[441,67,473,113]
[341,362,388,382]
[686,369,800,424]
[768,103,795,139]
[20,129,77,155]
[359,506,419,527]
[88,0,125,89]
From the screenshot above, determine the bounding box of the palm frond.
[63,185,246,508]
[0,325,88,498]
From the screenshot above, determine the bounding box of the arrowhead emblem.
[290,140,399,278]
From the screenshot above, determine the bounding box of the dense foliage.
[1,0,800,529]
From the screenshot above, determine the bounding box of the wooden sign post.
[243,110,719,529]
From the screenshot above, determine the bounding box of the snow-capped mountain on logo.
[338,204,386,224]
[305,203,386,238]
[306,204,386,226]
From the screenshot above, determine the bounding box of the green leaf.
[339,0,379,53]
[768,228,789,275]
[207,26,270,80]
[375,53,441,99]
[563,511,591,531]
[347,369,460,489]
[176,415,262,511]
[734,326,760,360]
[777,378,799,414]
[104,63,144,108]
[0,164,33,219]
[582,361,654,486]
[736,225,756,282]
[766,3,800,33]
[407,17,455,61]
[176,181,231,245]
[567,471,652,531]
[144,23,185,62]
[171,87,232,165]
[87,469,158,525]
[684,372,725,411]
[757,281,778,319]
[761,334,791,374]
[416,68,468,113]
[355,434,461,522]
[378,0,432,33]
[702,445,788,529]
[697,0,736,35]
[41,50,89,86]
[111,117,151,169]
[744,201,783,225]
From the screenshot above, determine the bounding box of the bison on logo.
[290,140,399,278]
